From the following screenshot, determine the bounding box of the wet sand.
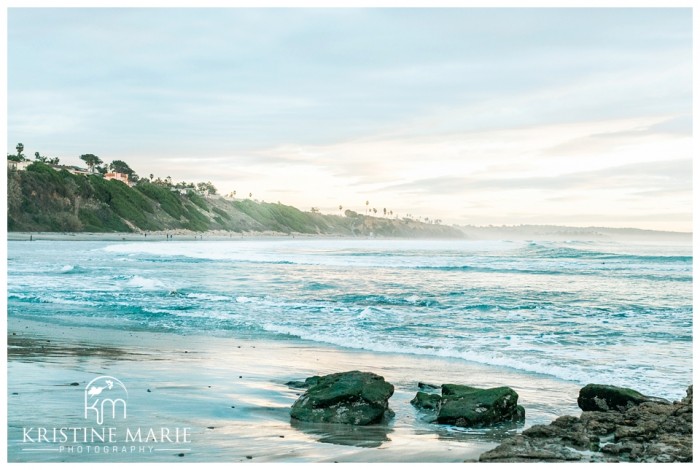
[7,317,581,463]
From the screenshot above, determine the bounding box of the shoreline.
[8,227,692,243]
[8,316,584,462]
[7,230,343,242]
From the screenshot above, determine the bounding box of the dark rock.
[578,384,666,412]
[411,391,441,411]
[437,384,525,427]
[290,370,394,425]
[479,434,584,462]
[480,385,693,463]
[418,381,439,391]
[286,376,321,389]
[70,382,80,386]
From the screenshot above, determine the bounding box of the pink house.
[104,172,130,185]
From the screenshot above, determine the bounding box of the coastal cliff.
[7,162,462,238]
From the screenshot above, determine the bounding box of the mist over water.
[7,238,692,399]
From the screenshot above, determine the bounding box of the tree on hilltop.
[80,154,103,173]
[196,181,218,195]
[109,160,138,181]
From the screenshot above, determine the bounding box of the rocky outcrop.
[290,371,394,425]
[479,385,692,463]
[411,383,525,427]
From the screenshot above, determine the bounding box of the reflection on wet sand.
[8,335,144,361]
[291,419,392,448]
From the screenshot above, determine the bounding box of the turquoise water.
[7,238,692,398]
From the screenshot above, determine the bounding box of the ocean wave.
[8,292,97,307]
[521,242,692,263]
[258,323,689,397]
[332,293,439,308]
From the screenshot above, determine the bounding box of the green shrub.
[135,182,186,219]
[187,192,209,211]
[212,206,231,220]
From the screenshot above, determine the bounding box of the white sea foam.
[60,265,75,273]
[357,307,373,319]
[258,321,689,398]
[102,239,522,269]
[125,275,167,291]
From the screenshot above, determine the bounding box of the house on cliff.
[104,172,131,186]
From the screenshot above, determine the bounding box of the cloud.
[6,8,692,231]
[385,158,691,194]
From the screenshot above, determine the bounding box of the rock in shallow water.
[411,383,525,427]
[438,384,525,427]
[286,376,321,389]
[290,371,394,425]
[479,385,692,463]
[410,391,441,410]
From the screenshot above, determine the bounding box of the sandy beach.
[7,316,582,463]
[6,230,322,242]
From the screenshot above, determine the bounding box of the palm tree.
[383,208,387,217]
[365,200,369,214]
[149,174,154,181]
[16,143,24,158]
[339,205,343,214]
[249,192,252,198]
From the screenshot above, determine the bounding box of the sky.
[6,7,693,231]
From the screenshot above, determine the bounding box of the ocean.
[7,237,693,400]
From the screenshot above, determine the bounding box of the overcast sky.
[7,8,692,231]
